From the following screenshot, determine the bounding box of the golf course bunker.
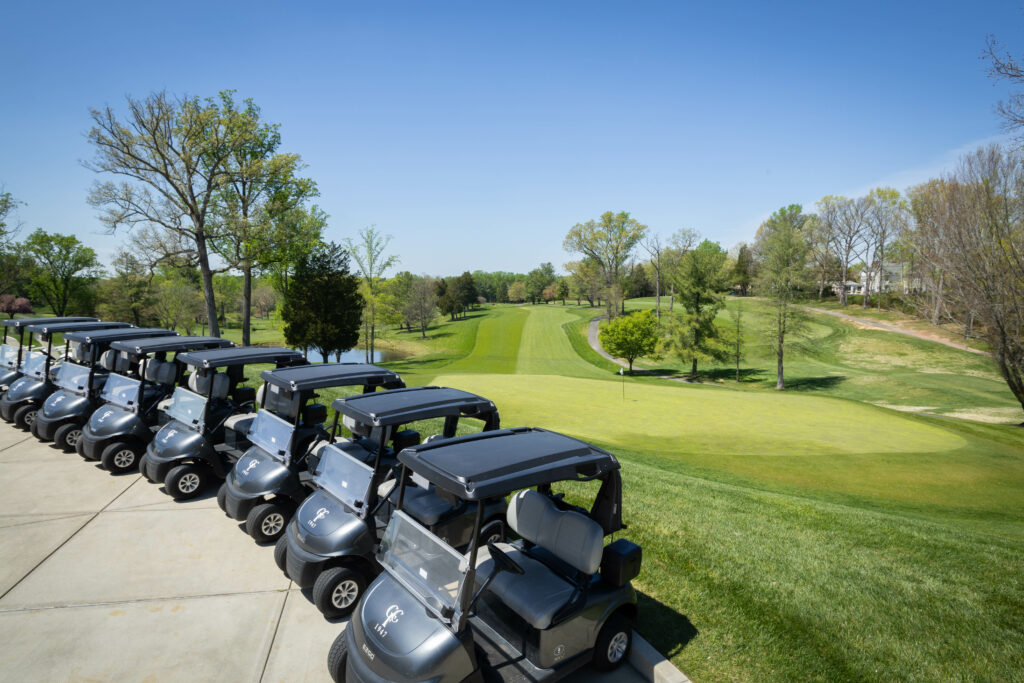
[433,373,966,457]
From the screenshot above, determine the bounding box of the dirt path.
[803,307,993,358]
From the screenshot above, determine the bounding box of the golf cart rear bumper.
[284,531,327,589]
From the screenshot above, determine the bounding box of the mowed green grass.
[418,303,1024,681]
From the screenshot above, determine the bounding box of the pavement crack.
[0,588,292,614]
[258,587,292,683]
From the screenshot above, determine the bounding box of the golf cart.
[31,327,177,451]
[330,427,641,683]
[140,346,308,495]
[0,320,132,428]
[0,317,98,394]
[218,363,405,544]
[277,386,502,619]
[77,335,234,472]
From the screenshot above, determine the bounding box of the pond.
[309,348,403,364]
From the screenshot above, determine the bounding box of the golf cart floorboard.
[470,616,586,683]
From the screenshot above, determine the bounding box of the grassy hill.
[379,302,1024,681]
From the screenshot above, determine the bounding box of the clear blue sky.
[1,1,1019,276]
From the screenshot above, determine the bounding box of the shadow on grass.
[784,375,848,391]
[702,367,765,383]
[636,590,698,659]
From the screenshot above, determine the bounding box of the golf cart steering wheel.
[486,541,525,575]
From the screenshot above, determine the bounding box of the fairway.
[411,303,1024,681]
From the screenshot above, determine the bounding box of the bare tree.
[804,214,836,299]
[817,195,868,305]
[344,226,399,362]
[86,91,263,336]
[664,228,699,313]
[404,276,438,339]
[641,234,665,318]
[906,180,954,325]
[864,187,908,310]
[985,35,1024,133]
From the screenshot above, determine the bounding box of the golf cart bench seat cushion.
[343,414,370,437]
[100,350,118,372]
[476,543,576,630]
[506,489,604,575]
[210,373,230,400]
[401,485,454,526]
[224,413,256,435]
[332,439,375,465]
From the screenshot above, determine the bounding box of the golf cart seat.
[401,485,455,526]
[210,373,230,400]
[224,413,256,435]
[477,489,604,630]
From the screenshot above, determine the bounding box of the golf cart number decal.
[161,428,178,443]
[241,458,259,475]
[374,604,404,638]
[361,642,375,661]
[307,507,330,529]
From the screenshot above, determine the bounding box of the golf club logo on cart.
[241,458,258,475]
[97,408,114,423]
[307,507,330,529]
[161,428,178,443]
[374,604,404,637]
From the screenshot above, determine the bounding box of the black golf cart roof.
[177,346,306,369]
[260,363,404,392]
[63,328,177,344]
[109,336,234,355]
[1,317,98,329]
[24,321,132,335]
[333,386,497,426]
[398,427,620,501]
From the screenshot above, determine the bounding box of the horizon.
[1,1,1020,276]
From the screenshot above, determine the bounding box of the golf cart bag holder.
[601,538,642,588]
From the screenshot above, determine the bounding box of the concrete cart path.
[803,306,993,357]
[0,421,649,682]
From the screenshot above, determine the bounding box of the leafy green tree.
[599,310,659,373]
[732,243,755,295]
[456,271,477,311]
[210,104,318,345]
[212,274,242,325]
[23,229,101,316]
[0,191,30,298]
[152,273,205,334]
[507,280,526,303]
[563,211,648,317]
[664,239,729,378]
[556,277,570,304]
[525,263,555,304]
[381,271,416,331]
[87,90,267,336]
[98,250,156,326]
[344,226,398,361]
[281,242,363,361]
[566,259,603,306]
[755,205,811,390]
[265,205,327,296]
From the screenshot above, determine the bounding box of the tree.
[98,250,155,326]
[623,262,651,299]
[727,302,744,381]
[816,195,868,305]
[664,228,699,312]
[456,271,477,311]
[864,187,908,310]
[985,34,1024,133]
[23,229,101,316]
[404,275,438,339]
[525,263,555,304]
[756,205,811,390]
[732,243,755,296]
[565,259,603,306]
[804,214,836,299]
[641,234,666,318]
[599,310,658,373]
[152,274,205,334]
[381,271,416,331]
[212,274,242,325]
[344,226,398,361]
[663,240,730,378]
[563,211,647,317]
[210,105,318,345]
[253,285,277,320]
[264,205,328,297]
[556,277,570,305]
[0,295,33,319]
[281,242,364,361]
[86,90,266,337]
[0,191,30,298]
[507,281,526,303]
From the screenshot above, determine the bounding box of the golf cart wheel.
[217,482,228,514]
[75,434,87,458]
[13,404,37,430]
[327,630,348,682]
[273,534,288,572]
[313,567,366,619]
[165,464,208,501]
[246,502,290,544]
[53,423,83,453]
[592,614,632,671]
[479,520,505,546]
[29,416,41,438]
[138,453,154,481]
[101,441,142,474]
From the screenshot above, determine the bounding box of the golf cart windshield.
[314,446,374,512]
[378,510,465,621]
[0,344,18,369]
[249,410,295,462]
[166,387,207,429]
[101,374,141,410]
[55,362,91,394]
[20,351,48,378]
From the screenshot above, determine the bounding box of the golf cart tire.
[13,404,37,430]
[53,423,82,453]
[75,434,88,458]
[246,502,290,544]
[101,441,141,474]
[217,482,228,514]
[274,534,288,572]
[165,464,208,501]
[29,416,40,437]
[592,613,633,671]
[327,630,348,682]
[313,566,366,619]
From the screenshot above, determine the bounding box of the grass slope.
[427,303,1024,681]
